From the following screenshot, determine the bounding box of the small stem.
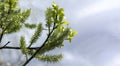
[3,41,10,47]
[0,46,39,50]
[0,31,4,43]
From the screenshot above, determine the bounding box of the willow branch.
[22,23,57,66]
[0,2,12,43]
[0,46,39,50]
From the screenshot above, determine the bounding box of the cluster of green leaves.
[0,0,32,34]
[20,2,77,63]
[0,0,77,65]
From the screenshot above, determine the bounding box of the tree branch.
[3,41,10,47]
[0,1,12,43]
[22,23,57,66]
[0,46,39,50]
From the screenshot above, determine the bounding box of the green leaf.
[29,23,42,47]
[21,9,31,23]
[67,29,78,43]
[62,21,69,25]
[68,37,72,43]
[52,2,57,7]
[73,30,78,35]
[59,26,65,32]
[20,36,27,54]
[9,0,15,3]
[58,8,64,21]
[52,2,59,10]
[45,8,53,28]
[20,36,28,60]
[36,54,63,62]
[24,23,36,29]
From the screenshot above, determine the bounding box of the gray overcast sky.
[5,0,120,66]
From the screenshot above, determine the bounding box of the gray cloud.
[19,0,120,66]
[1,0,120,66]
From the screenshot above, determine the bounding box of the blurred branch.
[22,22,57,66]
[2,41,10,47]
[0,1,12,43]
[0,46,39,50]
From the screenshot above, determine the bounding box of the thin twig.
[0,32,4,43]
[3,41,10,47]
[0,46,39,49]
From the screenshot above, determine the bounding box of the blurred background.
[1,0,120,66]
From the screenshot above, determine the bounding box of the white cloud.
[106,54,120,66]
[61,52,94,66]
[76,0,120,18]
